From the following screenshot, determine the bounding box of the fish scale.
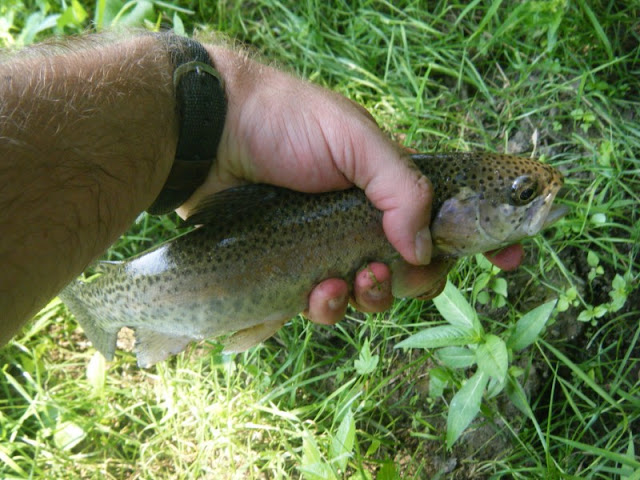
[60,152,567,367]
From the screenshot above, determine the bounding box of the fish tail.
[59,281,118,361]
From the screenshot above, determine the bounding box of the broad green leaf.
[507,299,557,351]
[610,274,629,312]
[53,421,86,451]
[446,371,488,449]
[300,432,337,480]
[96,0,128,29]
[612,273,626,290]
[493,295,507,308]
[365,439,380,457]
[436,346,476,369]
[86,351,106,395]
[476,335,508,383]
[433,280,478,332]
[429,367,449,399]
[587,250,599,267]
[491,277,508,298]
[506,374,534,420]
[593,304,608,318]
[476,290,490,305]
[346,472,373,480]
[395,325,477,350]
[471,272,491,299]
[172,12,185,37]
[354,338,379,375]
[113,0,154,27]
[486,374,506,398]
[330,409,355,472]
[376,461,400,480]
[17,12,59,46]
[578,308,594,322]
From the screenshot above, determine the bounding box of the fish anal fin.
[222,319,287,353]
[134,328,193,368]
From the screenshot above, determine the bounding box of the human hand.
[176,46,520,324]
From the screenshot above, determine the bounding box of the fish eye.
[511,175,539,205]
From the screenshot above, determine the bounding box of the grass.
[1,0,639,478]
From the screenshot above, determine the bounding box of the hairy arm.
[0,35,178,343]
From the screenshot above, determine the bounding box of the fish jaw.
[543,203,570,229]
[523,191,562,236]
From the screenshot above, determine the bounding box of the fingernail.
[415,227,432,265]
[366,279,390,301]
[328,294,347,311]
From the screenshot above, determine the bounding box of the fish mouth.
[543,204,570,228]
[542,184,570,228]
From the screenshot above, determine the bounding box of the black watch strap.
[147,33,227,215]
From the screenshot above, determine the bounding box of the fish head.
[429,153,568,257]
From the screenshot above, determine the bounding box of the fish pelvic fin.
[134,328,193,368]
[222,318,287,353]
[59,282,118,362]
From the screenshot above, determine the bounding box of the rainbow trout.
[60,153,567,367]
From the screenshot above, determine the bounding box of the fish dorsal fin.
[184,184,285,226]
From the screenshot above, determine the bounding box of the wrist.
[174,44,263,217]
[147,34,228,215]
[203,45,260,164]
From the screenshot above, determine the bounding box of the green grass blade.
[549,435,640,469]
[575,0,614,60]
[541,340,620,410]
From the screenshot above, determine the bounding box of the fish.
[59,152,568,367]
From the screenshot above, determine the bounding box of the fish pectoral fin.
[184,184,283,226]
[134,328,193,368]
[222,319,287,354]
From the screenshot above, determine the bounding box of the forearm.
[0,34,178,343]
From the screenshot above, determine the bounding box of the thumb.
[346,137,433,265]
[309,89,434,265]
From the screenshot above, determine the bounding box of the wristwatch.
[147,33,227,215]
